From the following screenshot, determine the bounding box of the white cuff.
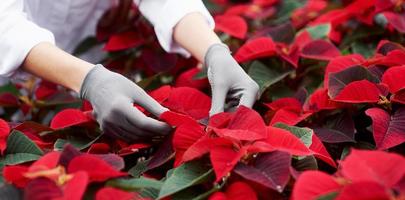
[137,0,215,57]
[0,14,55,77]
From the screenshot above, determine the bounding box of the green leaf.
[53,134,101,151]
[107,176,163,191]
[316,191,339,200]
[193,68,207,79]
[128,159,150,178]
[274,123,313,147]
[0,153,41,166]
[351,41,376,58]
[273,0,304,24]
[248,61,293,95]
[158,161,214,199]
[305,24,331,40]
[0,83,20,96]
[6,130,43,155]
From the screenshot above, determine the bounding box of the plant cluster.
[1,0,405,199]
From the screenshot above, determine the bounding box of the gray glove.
[80,65,171,142]
[205,43,259,116]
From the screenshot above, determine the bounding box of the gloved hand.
[205,43,259,116]
[80,64,171,142]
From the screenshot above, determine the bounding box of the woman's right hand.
[79,64,171,142]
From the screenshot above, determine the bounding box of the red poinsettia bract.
[292,149,405,200]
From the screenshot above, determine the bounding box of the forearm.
[22,42,94,93]
[173,12,221,63]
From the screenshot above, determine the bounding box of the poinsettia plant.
[1,0,405,199]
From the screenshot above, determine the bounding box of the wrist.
[203,43,232,69]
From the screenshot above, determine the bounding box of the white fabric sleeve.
[134,0,215,57]
[0,0,55,77]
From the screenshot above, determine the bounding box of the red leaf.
[87,143,111,154]
[208,112,233,128]
[24,178,63,200]
[269,109,312,126]
[375,40,405,55]
[209,192,227,200]
[365,107,405,149]
[265,97,302,112]
[209,107,267,141]
[3,165,29,188]
[292,171,342,200]
[0,92,19,106]
[213,128,265,141]
[50,109,93,129]
[262,127,311,156]
[391,88,405,104]
[300,40,341,61]
[0,118,10,154]
[163,87,211,120]
[234,151,291,192]
[28,151,61,173]
[103,31,144,51]
[95,187,137,200]
[181,136,213,163]
[223,182,258,200]
[382,65,405,93]
[215,15,248,39]
[304,88,344,112]
[234,37,277,63]
[35,80,58,100]
[335,181,391,200]
[172,122,205,166]
[117,143,151,156]
[149,85,172,103]
[324,54,366,90]
[63,171,89,200]
[68,154,127,182]
[160,111,197,127]
[224,106,267,139]
[210,140,246,181]
[333,80,382,103]
[375,50,405,66]
[310,134,337,168]
[175,68,209,90]
[340,149,405,188]
[383,12,405,33]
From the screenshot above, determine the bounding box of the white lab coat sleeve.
[0,0,55,77]
[134,0,215,57]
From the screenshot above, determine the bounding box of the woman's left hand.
[204,43,259,116]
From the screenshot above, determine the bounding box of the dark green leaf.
[248,61,293,95]
[0,153,41,166]
[274,0,305,24]
[6,130,43,155]
[0,83,20,96]
[351,41,376,58]
[53,134,101,151]
[316,191,339,200]
[107,176,163,191]
[158,161,214,199]
[128,159,150,178]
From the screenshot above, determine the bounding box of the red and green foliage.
[1,0,405,199]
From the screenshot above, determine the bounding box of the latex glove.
[205,43,260,116]
[80,65,171,142]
